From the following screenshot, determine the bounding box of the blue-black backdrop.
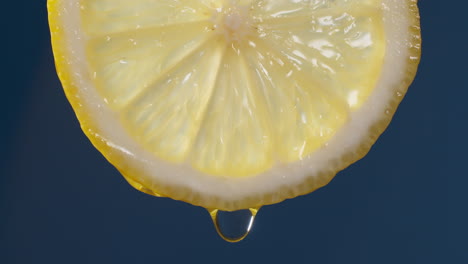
[1,1,465,263]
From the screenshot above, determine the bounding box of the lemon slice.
[48,0,421,210]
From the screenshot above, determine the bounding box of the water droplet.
[209,208,259,243]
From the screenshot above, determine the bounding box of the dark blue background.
[2,1,465,263]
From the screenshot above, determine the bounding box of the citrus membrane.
[48,0,421,210]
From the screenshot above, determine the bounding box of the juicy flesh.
[82,0,385,177]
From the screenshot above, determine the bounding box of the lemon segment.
[191,44,274,176]
[244,41,349,162]
[123,39,225,163]
[81,0,216,36]
[86,21,215,108]
[253,6,385,111]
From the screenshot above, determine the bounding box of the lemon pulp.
[82,0,385,177]
[48,0,420,210]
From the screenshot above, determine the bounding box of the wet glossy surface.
[82,0,385,177]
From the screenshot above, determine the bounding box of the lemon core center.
[213,3,253,43]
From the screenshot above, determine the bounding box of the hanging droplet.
[209,208,259,242]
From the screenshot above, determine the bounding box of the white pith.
[54,0,413,202]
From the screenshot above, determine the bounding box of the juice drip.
[209,207,259,242]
